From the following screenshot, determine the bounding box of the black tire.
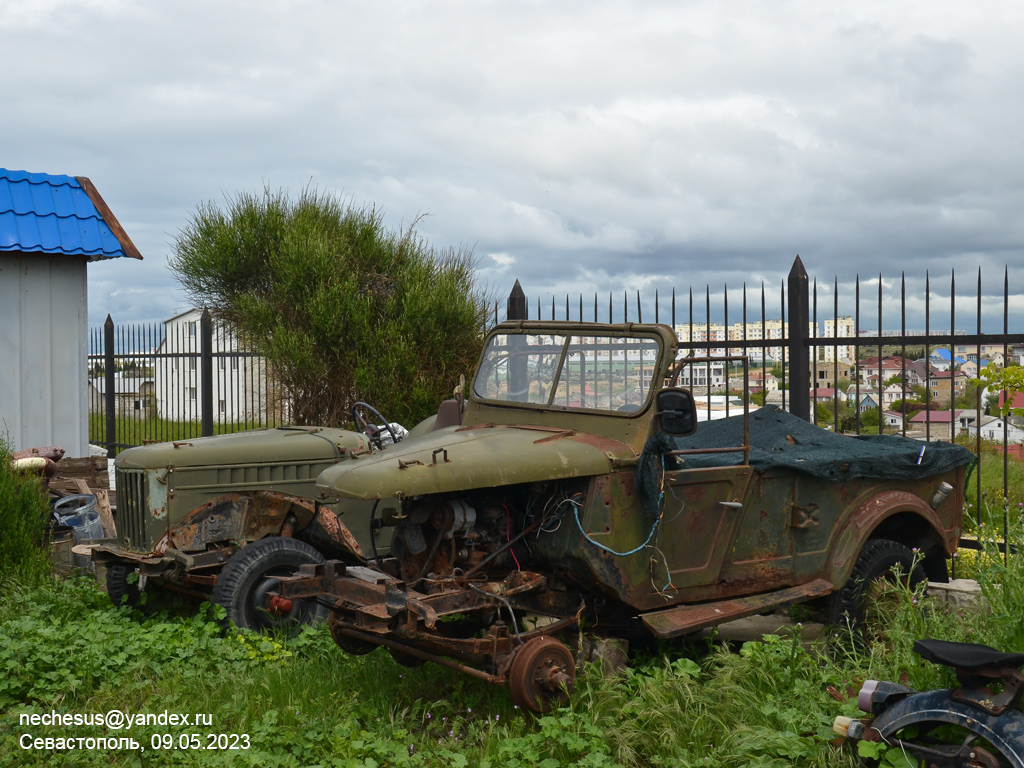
[212,537,326,634]
[826,539,926,642]
[106,562,141,607]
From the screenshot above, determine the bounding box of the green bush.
[171,188,490,428]
[0,442,53,587]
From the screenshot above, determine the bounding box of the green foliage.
[171,188,489,427]
[0,442,53,587]
[980,363,1024,417]
[8,490,1024,766]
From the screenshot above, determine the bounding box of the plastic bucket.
[53,495,104,543]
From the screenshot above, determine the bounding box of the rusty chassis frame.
[273,561,588,682]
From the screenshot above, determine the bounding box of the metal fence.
[496,259,1024,564]
[88,310,287,455]
[94,259,1024,561]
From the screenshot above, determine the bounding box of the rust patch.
[641,579,833,638]
[12,445,65,462]
[312,507,365,560]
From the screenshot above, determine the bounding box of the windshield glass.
[474,332,661,412]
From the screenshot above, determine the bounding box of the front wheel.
[106,562,141,607]
[212,537,326,634]
[508,636,575,713]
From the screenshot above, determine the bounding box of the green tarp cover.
[636,407,975,518]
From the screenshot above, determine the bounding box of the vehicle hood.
[116,427,369,469]
[316,424,637,500]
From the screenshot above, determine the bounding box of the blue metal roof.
[0,168,141,260]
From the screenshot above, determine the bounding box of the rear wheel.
[827,539,926,643]
[212,537,326,634]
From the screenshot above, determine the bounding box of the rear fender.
[827,490,949,587]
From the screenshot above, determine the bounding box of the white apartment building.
[153,309,283,423]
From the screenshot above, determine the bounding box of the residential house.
[959,360,979,379]
[908,409,962,440]
[0,168,141,454]
[998,391,1024,413]
[882,411,905,430]
[1011,344,1024,366]
[956,410,982,434]
[811,358,854,390]
[954,342,1010,363]
[674,358,727,392]
[881,384,914,409]
[929,348,966,372]
[929,370,968,405]
[88,374,155,416]
[858,357,905,387]
[728,369,778,393]
[811,388,847,404]
[855,392,880,413]
[968,415,1024,443]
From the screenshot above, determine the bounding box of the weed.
[0,440,53,588]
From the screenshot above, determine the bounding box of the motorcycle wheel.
[866,719,1020,767]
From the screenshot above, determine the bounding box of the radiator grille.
[116,468,149,552]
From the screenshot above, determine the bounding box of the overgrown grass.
[0,441,53,587]
[3,555,1018,768]
[4,533,1024,765]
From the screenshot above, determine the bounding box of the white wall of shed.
[0,253,89,456]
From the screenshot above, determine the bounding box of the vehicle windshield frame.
[471,328,666,416]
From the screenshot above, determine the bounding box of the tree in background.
[171,188,489,427]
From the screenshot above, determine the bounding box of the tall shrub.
[170,188,488,427]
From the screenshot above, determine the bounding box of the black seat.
[914,638,1024,670]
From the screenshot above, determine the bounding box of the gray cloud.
[2,0,1023,331]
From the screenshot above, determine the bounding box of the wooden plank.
[50,456,109,494]
[94,489,116,538]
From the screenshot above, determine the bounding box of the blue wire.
[571,455,667,557]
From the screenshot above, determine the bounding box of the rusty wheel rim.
[508,636,575,713]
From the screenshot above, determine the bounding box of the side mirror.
[656,388,697,436]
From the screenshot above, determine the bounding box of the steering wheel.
[351,402,400,449]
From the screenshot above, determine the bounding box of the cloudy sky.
[3,0,1023,331]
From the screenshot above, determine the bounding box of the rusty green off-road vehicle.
[272,320,975,711]
[91,401,464,631]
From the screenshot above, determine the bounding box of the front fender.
[317,424,635,500]
[869,689,1024,767]
[156,491,363,561]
